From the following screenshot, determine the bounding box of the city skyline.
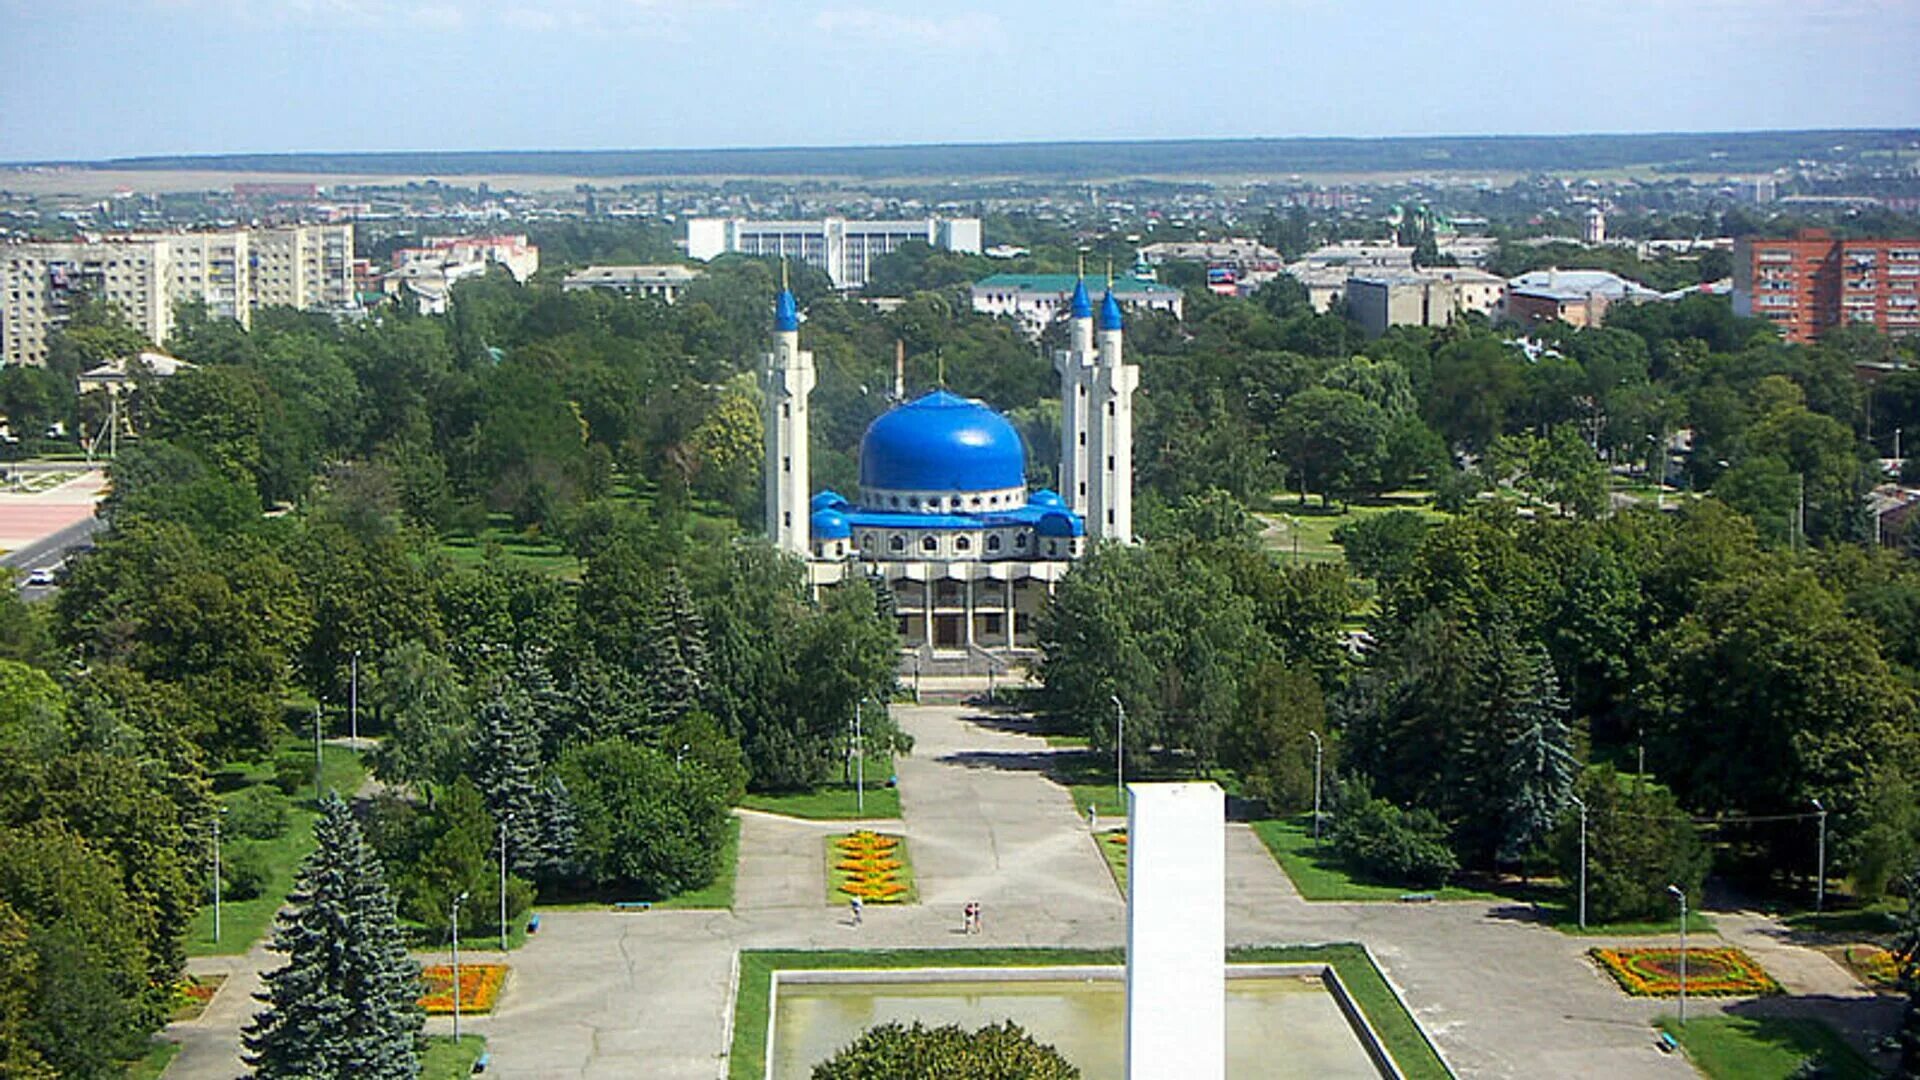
[4,0,1919,162]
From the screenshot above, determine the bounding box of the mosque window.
[783,512,792,527]
[922,535,938,553]
[1107,401,1115,415]
[782,403,790,418]
[782,456,790,473]
[987,535,1002,553]
[1079,432,1086,446]
[955,536,972,552]
[1107,455,1115,470]
[1079,385,1086,397]
[970,497,981,508]
[1078,482,1086,496]
[835,542,845,557]
[862,533,876,549]
[890,496,901,508]
[907,497,920,508]
[1015,533,1028,549]
[890,535,906,552]
[1108,510,1115,524]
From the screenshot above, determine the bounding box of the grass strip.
[421,1034,489,1079]
[122,1039,180,1080]
[727,944,1447,1080]
[1249,818,1500,902]
[740,776,900,820]
[1655,1015,1877,1080]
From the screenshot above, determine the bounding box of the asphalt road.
[2,514,103,600]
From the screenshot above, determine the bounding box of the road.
[2,513,103,600]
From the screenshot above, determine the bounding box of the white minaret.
[1086,282,1139,543]
[761,274,814,556]
[1053,271,1096,517]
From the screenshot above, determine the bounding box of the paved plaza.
[166,697,1894,1079]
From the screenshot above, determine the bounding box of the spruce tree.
[639,566,708,725]
[1497,646,1577,867]
[243,793,421,1079]
[469,691,544,877]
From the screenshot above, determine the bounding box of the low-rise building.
[971,274,1183,337]
[1345,267,1503,337]
[561,264,702,302]
[1283,241,1416,313]
[392,234,539,283]
[1499,269,1663,328]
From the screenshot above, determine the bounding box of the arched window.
[987,534,1002,553]
[889,535,906,553]
[955,536,972,552]
[861,533,876,549]
[1015,533,1028,549]
[921,535,938,553]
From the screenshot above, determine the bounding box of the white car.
[25,568,54,586]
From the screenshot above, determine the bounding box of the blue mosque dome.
[859,390,1026,493]
[1098,288,1124,331]
[774,288,800,332]
[811,490,851,512]
[1027,488,1066,509]
[810,506,852,539]
[1070,278,1092,319]
[1036,510,1084,537]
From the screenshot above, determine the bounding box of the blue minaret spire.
[774,259,800,331]
[1070,254,1093,320]
[1098,258,1124,331]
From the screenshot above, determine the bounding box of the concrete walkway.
[162,699,1890,1078]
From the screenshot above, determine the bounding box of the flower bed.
[1590,947,1780,997]
[1844,946,1900,988]
[170,973,226,1021]
[828,831,914,904]
[418,963,509,1014]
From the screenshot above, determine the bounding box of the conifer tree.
[639,566,708,724]
[469,692,544,877]
[1497,646,1577,866]
[243,793,421,1079]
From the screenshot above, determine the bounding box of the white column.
[1053,325,1092,514]
[1125,782,1225,1080]
[1089,325,1138,544]
[1005,577,1015,647]
[964,576,976,648]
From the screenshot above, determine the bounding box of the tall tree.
[1898,868,1920,1079]
[243,794,422,1079]
[640,566,708,725]
[1497,646,1577,866]
[468,691,545,877]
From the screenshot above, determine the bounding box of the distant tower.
[1584,206,1607,245]
[1053,269,1096,519]
[761,271,815,556]
[1086,281,1138,542]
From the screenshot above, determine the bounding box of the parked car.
[24,568,54,586]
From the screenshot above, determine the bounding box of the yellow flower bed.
[829,831,915,904]
[418,963,508,1014]
[1845,946,1900,987]
[1590,947,1779,997]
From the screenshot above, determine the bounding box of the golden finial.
[937,353,946,387]
[1077,252,1086,279]
[780,258,789,290]
[1106,257,1114,287]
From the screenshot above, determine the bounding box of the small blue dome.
[811,507,851,539]
[774,288,799,332]
[1027,489,1066,509]
[1037,510,1083,537]
[860,390,1026,494]
[1098,289,1124,331]
[811,490,850,512]
[1070,278,1092,319]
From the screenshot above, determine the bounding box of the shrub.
[556,738,731,898]
[271,755,309,796]
[1330,784,1458,888]
[811,1020,1080,1079]
[1553,766,1709,923]
[221,841,272,901]
[225,786,290,840]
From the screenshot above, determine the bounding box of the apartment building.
[393,234,539,283]
[1734,229,1920,342]
[970,273,1184,337]
[2,225,355,365]
[561,264,703,302]
[1345,267,1504,338]
[685,216,982,289]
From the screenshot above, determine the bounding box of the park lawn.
[421,1034,488,1079]
[825,831,916,906]
[655,816,741,910]
[1782,899,1902,936]
[436,514,578,579]
[728,944,1448,1080]
[1544,902,1717,937]
[1095,830,1128,893]
[188,744,366,956]
[740,769,900,820]
[122,1039,180,1080]
[1656,1015,1876,1080]
[1258,494,1449,566]
[1249,818,1501,902]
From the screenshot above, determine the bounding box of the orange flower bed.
[831,831,913,904]
[1590,947,1779,997]
[418,963,509,1014]
[1845,946,1900,987]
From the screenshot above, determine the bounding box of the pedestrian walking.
[972,900,983,934]
[1090,805,1098,832]
[850,896,863,926]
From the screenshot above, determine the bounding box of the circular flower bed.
[1590,947,1780,997]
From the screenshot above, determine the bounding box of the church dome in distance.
[859,390,1026,494]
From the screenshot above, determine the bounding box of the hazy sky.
[3,0,1917,161]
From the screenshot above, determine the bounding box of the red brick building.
[1734,229,1920,342]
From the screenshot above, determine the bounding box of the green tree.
[243,794,422,1079]
[1328,779,1459,889]
[0,904,55,1080]
[367,641,470,797]
[1497,646,1577,866]
[1221,661,1328,812]
[1897,868,1919,1078]
[1332,510,1432,585]
[468,690,548,877]
[811,1020,1080,1080]
[1274,387,1389,507]
[640,565,709,725]
[397,780,533,939]
[555,738,731,898]
[1555,767,1709,924]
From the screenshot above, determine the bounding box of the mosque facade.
[761,275,1137,656]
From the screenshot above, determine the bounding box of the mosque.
[761,273,1138,658]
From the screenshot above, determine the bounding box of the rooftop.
[974,273,1181,296]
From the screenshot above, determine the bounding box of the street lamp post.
[853,699,865,816]
[349,649,360,747]
[211,806,227,944]
[499,815,511,952]
[1307,730,1324,845]
[312,703,324,801]
[1109,695,1125,812]
[1811,798,1827,914]
[1570,795,1587,930]
[451,891,469,1042]
[1668,884,1688,1026]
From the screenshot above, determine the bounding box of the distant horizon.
[4,1,1916,163]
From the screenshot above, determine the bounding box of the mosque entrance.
[933,614,963,648]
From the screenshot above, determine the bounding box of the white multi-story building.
[686,216,982,289]
[392,234,539,283]
[2,225,356,365]
[971,273,1183,338]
